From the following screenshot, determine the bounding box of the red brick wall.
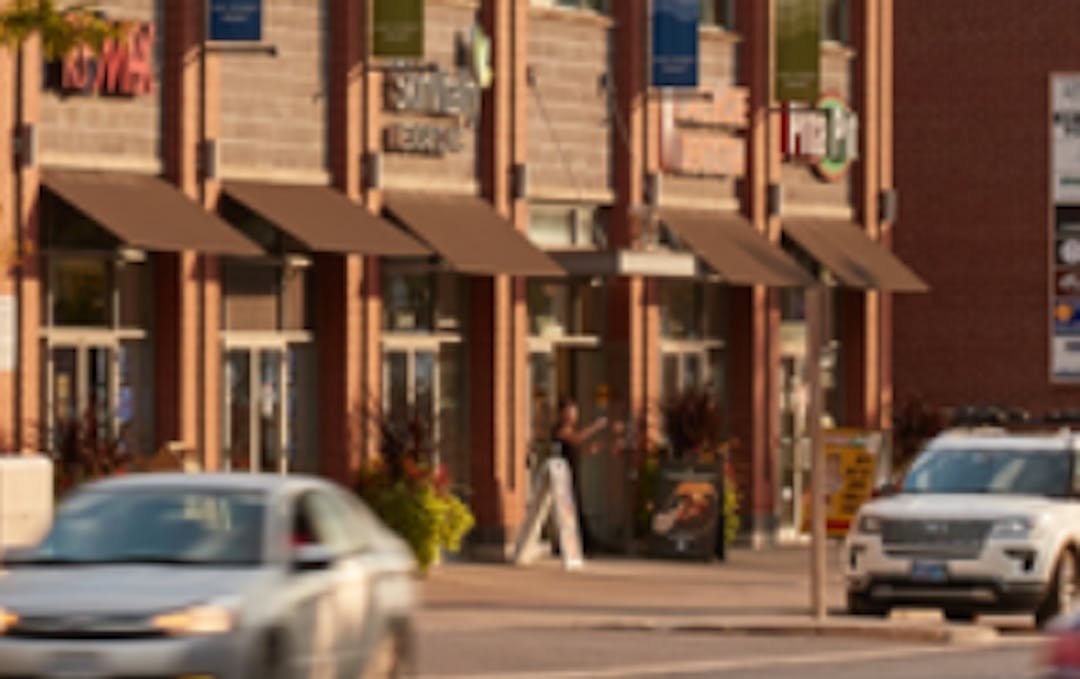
[893,1,1080,415]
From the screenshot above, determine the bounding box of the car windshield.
[18,488,266,566]
[903,448,1073,497]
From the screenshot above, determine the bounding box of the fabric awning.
[223,182,430,257]
[43,170,261,256]
[661,210,812,287]
[783,220,928,292]
[383,192,565,277]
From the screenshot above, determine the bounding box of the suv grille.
[881,519,992,559]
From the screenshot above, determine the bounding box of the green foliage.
[357,460,475,574]
[0,0,120,59]
[722,465,740,548]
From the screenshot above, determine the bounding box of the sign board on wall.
[660,86,748,178]
[775,0,821,103]
[372,0,424,59]
[208,0,263,42]
[382,69,481,156]
[651,0,699,88]
[44,19,155,97]
[781,94,859,182]
[1051,74,1080,381]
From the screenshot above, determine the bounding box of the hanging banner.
[208,0,263,42]
[776,0,821,103]
[372,0,424,59]
[651,0,699,88]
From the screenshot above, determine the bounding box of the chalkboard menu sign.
[648,463,722,560]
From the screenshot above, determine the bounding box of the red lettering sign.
[55,20,155,97]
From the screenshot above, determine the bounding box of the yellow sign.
[802,428,882,537]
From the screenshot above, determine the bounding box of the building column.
[878,0,895,435]
[843,0,883,430]
[320,0,366,484]
[0,36,15,451]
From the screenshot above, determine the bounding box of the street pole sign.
[371,0,424,60]
[651,0,700,88]
[207,0,262,43]
[806,284,828,620]
[775,0,821,103]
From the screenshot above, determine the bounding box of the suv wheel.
[847,591,888,617]
[1037,549,1080,627]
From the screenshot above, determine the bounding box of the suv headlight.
[990,516,1037,540]
[856,515,882,535]
[0,608,18,635]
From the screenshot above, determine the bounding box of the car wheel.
[847,591,888,617]
[361,630,409,679]
[1037,549,1080,627]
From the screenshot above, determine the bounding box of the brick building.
[893,2,1080,425]
[0,0,915,551]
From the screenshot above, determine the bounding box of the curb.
[579,616,1001,645]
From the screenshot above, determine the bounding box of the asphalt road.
[416,627,1045,679]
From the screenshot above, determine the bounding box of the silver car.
[0,473,418,679]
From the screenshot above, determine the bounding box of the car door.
[281,490,353,679]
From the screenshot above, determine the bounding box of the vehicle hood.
[0,565,273,616]
[862,493,1060,520]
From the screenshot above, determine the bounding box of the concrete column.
[878,0,895,434]
[321,0,366,484]
[360,1,383,464]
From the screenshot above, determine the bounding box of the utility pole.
[806,282,828,620]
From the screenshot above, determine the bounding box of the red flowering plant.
[355,407,474,573]
[52,406,135,497]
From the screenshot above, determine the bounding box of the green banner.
[372,0,424,59]
[775,0,821,103]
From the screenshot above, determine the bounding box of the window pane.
[117,340,153,458]
[383,272,433,332]
[660,281,701,339]
[439,344,469,496]
[824,0,849,43]
[117,261,150,329]
[225,350,252,472]
[385,352,408,424]
[528,281,571,336]
[528,208,575,248]
[286,344,319,474]
[53,257,110,327]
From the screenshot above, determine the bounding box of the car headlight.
[151,604,235,636]
[990,516,1037,540]
[856,515,882,535]
[0,608,18,634]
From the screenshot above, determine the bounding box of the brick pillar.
[609,0,655,436]
[878,0,896,434]
[843,0,883,430]
[466,0,521,551]
[320,0,366,484]
[0,36,15,451]
[162,0,220,465]
[728,0,782,546]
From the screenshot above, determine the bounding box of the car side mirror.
[293,544,335,572]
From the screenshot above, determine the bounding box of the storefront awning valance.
[222,182,430,257]
[43,170,262,257]
[783,219,928,292]
[383,192,566,277]
[661,210,812,287]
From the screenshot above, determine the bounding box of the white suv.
[846,428,1080,625]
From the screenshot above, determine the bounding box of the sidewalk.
[418,546,1002,644]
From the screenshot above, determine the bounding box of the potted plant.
[355,407,475,574]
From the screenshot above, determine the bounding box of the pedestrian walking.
[551,397,608,553]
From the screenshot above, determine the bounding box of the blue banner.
[652,0,699,88]
[209,0,262,42]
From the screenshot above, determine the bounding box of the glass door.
[223,346,290,474]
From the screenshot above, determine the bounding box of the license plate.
[911,561,948,583]
[46,651,103,679]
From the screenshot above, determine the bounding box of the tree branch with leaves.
[0,0,118,59]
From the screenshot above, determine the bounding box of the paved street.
[415,547,1046,678]
[417,627,1041,679]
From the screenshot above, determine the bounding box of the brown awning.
[222,182,430,257]
[783,219,928,292]
[383,192,565,277]
[661,210,812,287]
[43,170,261,256]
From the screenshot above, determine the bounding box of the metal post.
[806,283,827,620]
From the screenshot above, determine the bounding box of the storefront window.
[701,0,734,29]
[528,206,600,249]
[660,283,729,405]
[52,257,111,327]
[528,281,603,337]
[660,280,703,340]
[384,272,435,333]
[823,0,850,44]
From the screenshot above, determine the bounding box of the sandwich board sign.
[512,458,584,571]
